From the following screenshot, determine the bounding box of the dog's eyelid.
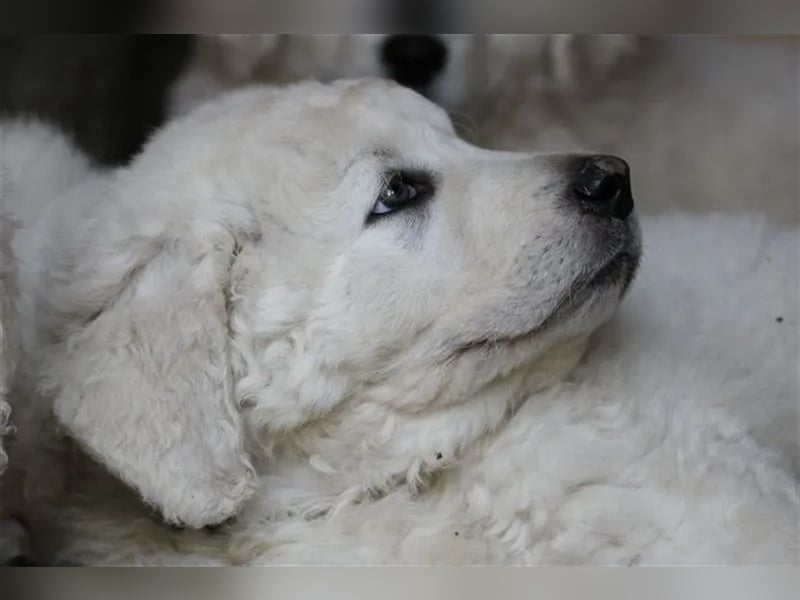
[349,147,396,168]
[342,148,399,183]
[371,147,396,160]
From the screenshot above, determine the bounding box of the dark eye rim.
[366,168,437,225]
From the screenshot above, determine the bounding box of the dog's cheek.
[244,349,354,434]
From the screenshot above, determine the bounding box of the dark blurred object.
[0,35,192,164]
[382,0,450,31]
[381,35,448,92]
[1,0,160,32]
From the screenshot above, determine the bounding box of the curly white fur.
[1,81,797,565]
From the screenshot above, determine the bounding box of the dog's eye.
[373,174,417,215]
[368,170,434,223]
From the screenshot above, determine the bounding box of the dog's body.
[1,81,797,565]
[172,36,799,223]
[0,214,16,479]
[35,215,800,566]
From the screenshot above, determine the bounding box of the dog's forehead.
[162,81,459,173]
[275,79,455,135]
[338,79,452,123]
[231,80,459,160]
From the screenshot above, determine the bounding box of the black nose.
[570,155,634,220]
[381,35,448,90]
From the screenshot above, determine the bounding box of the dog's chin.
[455,245,639,361]
[578,248,639,304]
[549,215,642,328]
[544,247,640,331]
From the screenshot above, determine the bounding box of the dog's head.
[50,80,639,527]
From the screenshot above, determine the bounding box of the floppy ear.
[46,230,257,528]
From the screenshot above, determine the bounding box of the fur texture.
[1,81,797,565]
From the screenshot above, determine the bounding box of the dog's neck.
[248,337,589,521]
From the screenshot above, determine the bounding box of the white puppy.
[1,81,797,565]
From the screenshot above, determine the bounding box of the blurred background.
[0,34,190,163]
